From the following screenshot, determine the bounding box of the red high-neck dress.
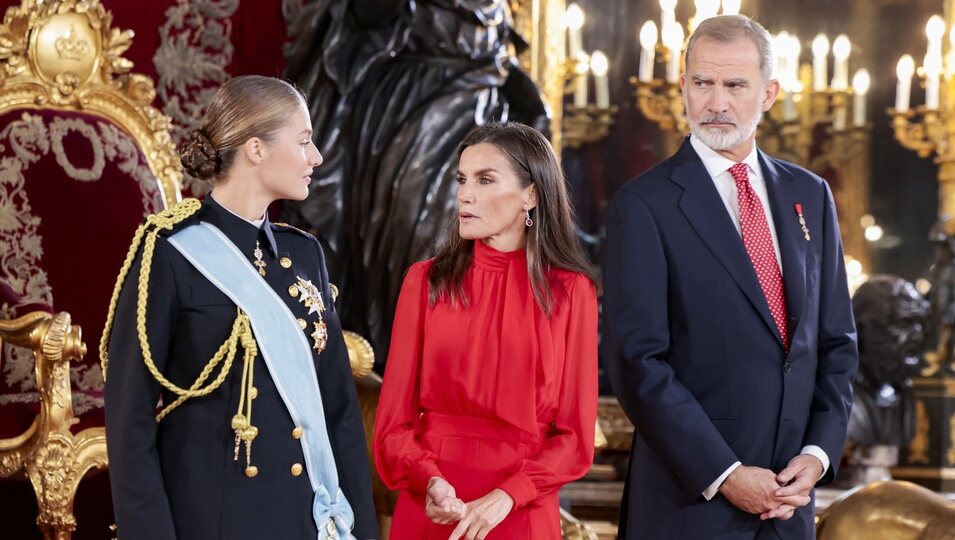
[375,240,598,539]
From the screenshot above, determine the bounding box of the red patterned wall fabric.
[0,108,162,437]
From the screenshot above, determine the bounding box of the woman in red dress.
[374,122,599,539]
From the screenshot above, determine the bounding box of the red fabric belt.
[420,411,549,445]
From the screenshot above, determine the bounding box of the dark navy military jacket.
[105,196,379,540]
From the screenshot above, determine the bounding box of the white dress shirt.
[688,135,830,500]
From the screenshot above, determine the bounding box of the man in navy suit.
[604,15,858,539]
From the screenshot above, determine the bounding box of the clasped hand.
[718,454,822,521]
[425,477,515,540]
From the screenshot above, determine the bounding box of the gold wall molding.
[912,377,955,397]
[908,399,931,464]
[891,466,955,480]
[510,0,564,154]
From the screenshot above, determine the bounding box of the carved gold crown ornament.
[0,0,182,208]
[53,26,89,62]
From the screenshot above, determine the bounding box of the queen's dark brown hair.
[427,122,599,314]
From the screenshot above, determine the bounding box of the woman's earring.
[525,209,533,227]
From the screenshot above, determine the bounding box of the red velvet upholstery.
[0,108,161,438]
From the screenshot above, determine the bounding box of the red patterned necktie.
[729,162,789,349]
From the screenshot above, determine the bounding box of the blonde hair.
[179,75,306,181]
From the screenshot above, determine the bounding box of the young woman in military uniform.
[101,75,378,540]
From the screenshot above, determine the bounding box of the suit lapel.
[670,139,782,346]
[759,152,807,353]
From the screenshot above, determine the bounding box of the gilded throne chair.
[0,1,182,537]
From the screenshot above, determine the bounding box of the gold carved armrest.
[0,310,107,538]
[343,330,374,379]
[0,310,85,468]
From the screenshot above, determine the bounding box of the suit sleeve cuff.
[409,459,444,494]
[800,445,830,480]
[703,461,741,500]
[497,471,538,509]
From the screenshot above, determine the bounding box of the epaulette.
[271,221,315,238]
[147,197,203,234]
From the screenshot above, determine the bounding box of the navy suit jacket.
[604,138,858,539]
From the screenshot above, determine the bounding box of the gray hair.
[685,15,774,81]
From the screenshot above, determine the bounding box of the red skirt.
[389,413,561,540]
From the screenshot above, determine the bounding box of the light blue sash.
[168,222,354,540]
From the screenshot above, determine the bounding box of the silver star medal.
[294,276,328,353]
[294,277,325,315]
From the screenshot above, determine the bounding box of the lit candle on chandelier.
[565,3,585,59]
[895,54,914,112]
[591,51,610,109]
[659,0,677,38]
[924,52,942,110]
[811,34,829,92]
[638,21,658,83]
[662,21,685,84]
[721,0,741,15]
[852,69,870,127]
[574,51,590,108]
[831,34,851,90]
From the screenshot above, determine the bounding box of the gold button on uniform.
[245,466,258,478]
[289,285,299,298]
[249,387,258,399]
[292,427,304,439]
[280,257,292,268]
[297,318,307,330]
[291,463,303,476]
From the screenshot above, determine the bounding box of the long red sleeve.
[374,262,444,494]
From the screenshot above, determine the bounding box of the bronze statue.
[839,275,929,486]
[281,0,548,364]
[849,275,928,447]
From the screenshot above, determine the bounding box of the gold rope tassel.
[232,328,259,477]
[99,199,261,476]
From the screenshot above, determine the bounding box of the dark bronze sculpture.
[838,275,929,487]
[849,275,928,447]
[281,0,548,365]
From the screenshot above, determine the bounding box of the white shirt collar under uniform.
[209,192,266,228]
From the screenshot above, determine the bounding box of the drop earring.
[525,208,533,227]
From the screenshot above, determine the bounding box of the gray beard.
[687,109,762,152]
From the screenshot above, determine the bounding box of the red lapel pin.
[795,203,810,241]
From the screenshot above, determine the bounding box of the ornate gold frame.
[0,311,105,538]
[0,0,182,209]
